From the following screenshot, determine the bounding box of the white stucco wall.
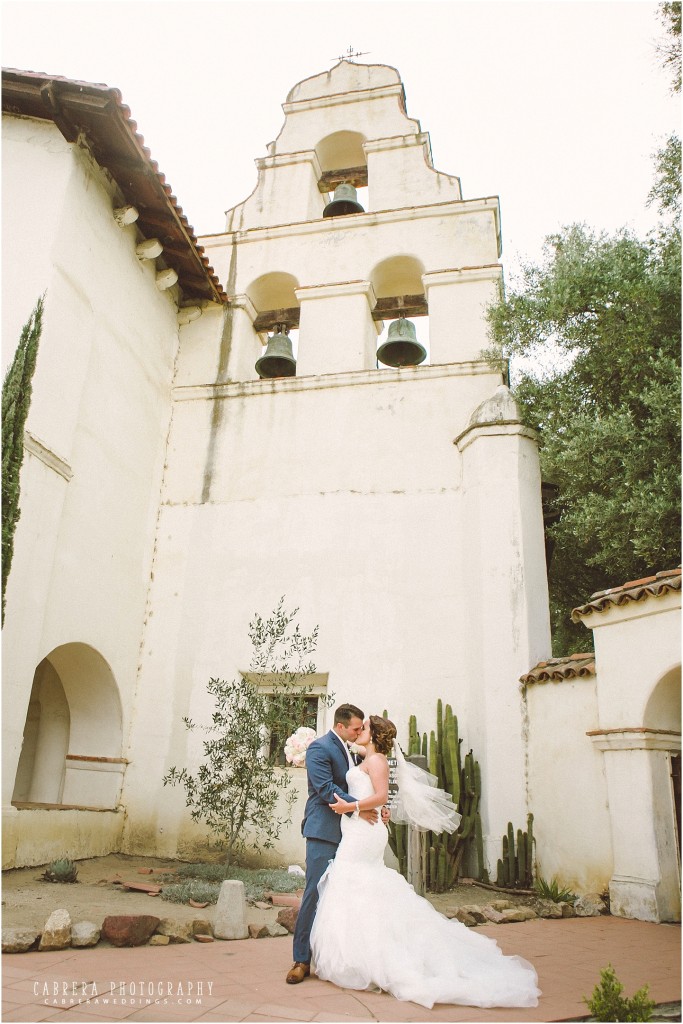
[2,114,180,865]
[524,675,613,893]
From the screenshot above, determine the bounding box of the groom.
[286,702,379,984]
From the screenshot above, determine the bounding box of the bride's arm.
[329,755,389,814]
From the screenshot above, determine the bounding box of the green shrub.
[533,876,576,903]
[161,865,303,904]
[40,858,79,883]
[584,964,655,1022]
[160,880,221,905]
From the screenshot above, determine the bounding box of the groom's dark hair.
[334,703,364,725]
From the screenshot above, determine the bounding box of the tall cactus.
[389,699,517,893]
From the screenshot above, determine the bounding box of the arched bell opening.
[316,131,368,215]
[246,272,301,379]
[11,643,124,809]
[370,255,429,367]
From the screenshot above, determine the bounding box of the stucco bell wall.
[120,364,550,865]
[2,114,181,852]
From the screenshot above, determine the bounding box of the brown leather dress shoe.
[286,962,310,984]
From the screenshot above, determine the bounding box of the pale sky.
[1,0,680,284]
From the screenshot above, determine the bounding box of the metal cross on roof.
[332,45,369,62]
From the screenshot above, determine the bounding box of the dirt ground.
[1,853,537,933]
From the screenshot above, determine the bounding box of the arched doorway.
[12,643,124,809]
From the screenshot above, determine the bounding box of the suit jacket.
[301,730,355,843]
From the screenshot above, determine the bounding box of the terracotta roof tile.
[520,652,596,685]
[2,67,227,305]
[570,568,681,623]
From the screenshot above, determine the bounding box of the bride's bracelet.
[355,801,360,813]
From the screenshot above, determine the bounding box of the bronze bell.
[255,325,297,378]
[376,317,427,367]
[323,182,365,218]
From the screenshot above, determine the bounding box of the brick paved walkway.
[2,917,680,1023]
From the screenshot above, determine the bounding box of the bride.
[310,715,541,1010]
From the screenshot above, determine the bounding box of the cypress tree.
[2,295,44,621]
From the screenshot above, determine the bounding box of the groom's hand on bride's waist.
[359,808,380,824]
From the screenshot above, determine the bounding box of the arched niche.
[12,660,70,804]
[246,272,300,313]
[644,666,681,732]
[370,254,426,299]
[12,643,125,808]
[316,131,367,173]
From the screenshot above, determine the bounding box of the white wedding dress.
[310,765,541,1010]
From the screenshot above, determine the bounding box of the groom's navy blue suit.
[292,730,356,965]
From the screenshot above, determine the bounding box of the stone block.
[71,921,100,947]
[2,928,39,953]
[500,907,537,923]
[276,905,299,933]
[559,902,577,917]
[488,899,514,911]
[39,909,72,950]
[213,880,248,940]
[101,915,160,947]
[574,893,607,917]
[249,923,269,938]
[191,919,213,936]
[156,918,192,943]
[536,900,563,919]
[457,904,488,923]
[267,923,289,937]
[149,934,170,946]
[450,909,478,926]
[482,906,505,923]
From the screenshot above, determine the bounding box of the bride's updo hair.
[369,715,397,756]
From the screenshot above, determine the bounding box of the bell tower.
[201,59,503,381]
[140,60,551,870]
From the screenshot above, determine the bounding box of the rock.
[574,893,607,917]
[482,907,505,923]
[457,905,488,923]
[138,868,154,875]
[2,928,39,953]
[213,880,248,940]
[559,901,577,918]
[101,915,160,947]
[39,909,72,951]
[500,907,537,923]
[276,906,299,933]
[156,918,192,943]
[149,935,170,946]
[249,923,269,939]
[71,921,100,947]
[536,899,563,919]
[254,901,272,910]
[194,933,214,943]
[450,909,478,926]
[191,919,213,936]
[488,899,514,911]
[267,923,289,937]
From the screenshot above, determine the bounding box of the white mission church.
[2,60,680,924]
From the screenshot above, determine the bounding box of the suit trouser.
[292,837,337,964]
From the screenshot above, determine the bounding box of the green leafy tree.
[2,295,44,621]
[485,4,681,655]
[656,1,681,94]
[486,218,681,654]
[164,598,332,864]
